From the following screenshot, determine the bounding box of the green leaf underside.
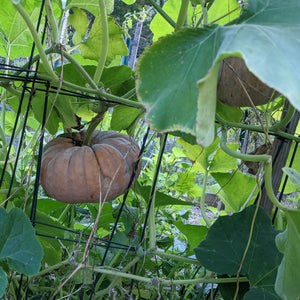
[194,205,282,297]
[0,207,43,276]
[275,209,300,300]
[137,0,300,146]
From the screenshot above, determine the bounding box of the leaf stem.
[148,0,176,28]
[12,2,59,82]
[216,114,300,143]
[82,111,106,146]
[220,129,270,162]
[36,73,145,109]
[175,0,189,31]
[149,250,201,265]
[264,161,287,212]
[269,103,295,131]
[58,48,98,89]
[45,0,59,44]
[200,169,212,227]
[93,0,109,84]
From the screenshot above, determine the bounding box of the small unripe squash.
[217,57,280,107]
[40,130,141,204]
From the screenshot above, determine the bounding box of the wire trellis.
[1,1,299,299]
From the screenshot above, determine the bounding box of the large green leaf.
[0,207,43,276]
[137,0,300,146]
[194,205,282,298]
[211,171,257,212]
[0,266,7,297]
[0,0,40,58]
[79,16,128,62]
[150,0,202,41]
[174,220,207,255]
[65,0,114,15]
[275,209,300,300]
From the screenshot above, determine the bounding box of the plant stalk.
[93,0,109,84]
[45,0,59,44]
[175,0,189,31]
[148,0,176,28]
[82,110,107,146]
[200,169,211,227]
[12,3,59,82]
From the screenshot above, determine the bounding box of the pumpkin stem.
[83,110,107,146]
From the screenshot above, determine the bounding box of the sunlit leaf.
[137,0,300,146]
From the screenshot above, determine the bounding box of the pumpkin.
[40,130,141,204]
[217,57,280,107]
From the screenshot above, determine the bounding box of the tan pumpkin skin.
[217,57,280,107]
[40,130,141,204]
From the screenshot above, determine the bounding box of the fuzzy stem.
[35,74,146,109]
[200,169,211,227]
[93,0,109,84]
[175,0,189,31]
[269,103,295,131]
[220,129,270,162]
[149,250,201,265]
[12,3,59,82]
[45,0,59,44]
[82,111,106,146]
[148,0,176,28]
[216,113,300,143]
[59,49,98,89]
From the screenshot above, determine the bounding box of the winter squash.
[217,57,280,107]
[40,130,141,204]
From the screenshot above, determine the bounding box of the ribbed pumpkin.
[217,57,280,107]
[40,130,141,204]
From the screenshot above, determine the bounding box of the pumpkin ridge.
[88,146,104,201]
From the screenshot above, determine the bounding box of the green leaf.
[137,0,300,146]
[150,0,201,41]
[211,171,257,212]
[194,205,282,297]
[208,0,240,25]
[65,0,114,15]
[216,100,243,123]
[80,16,128,62]
[0,0,40,58]
[209,143,239,173]
[282,167,300,188]
[0,267,7,298]
[174,220,207,255]
[243,286,281,300]
[121,0,136,4]
[0,207,43,276]
[68,7,89,44]
[176,136,219,171]
[275,209,300,300]
[136,184,194,207]
[111,106,141,131]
